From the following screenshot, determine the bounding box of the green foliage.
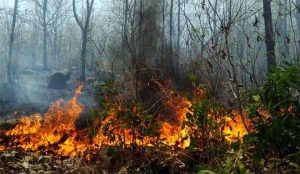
[197,150,253,174]
[244,64,300,161]
[264,64,300,115]
[183,95,222,150]
[90,79,162,146]
[197,170,217,174]
[188,73,201,87]
[93,79,122,106]
[93,99,161,146]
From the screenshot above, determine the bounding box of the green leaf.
[289,162,300,169]
[252,95,261,102]
[197,170,217,174]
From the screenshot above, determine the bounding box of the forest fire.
[4,84,85,157]
[222,111,249,142]
[0,85,248,158]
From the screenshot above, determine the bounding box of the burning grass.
[0,84,250,165]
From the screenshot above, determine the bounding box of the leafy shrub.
[263,64,300,115]
[244,64,300,161]
[183,87,224,152]
[101,102,160,145]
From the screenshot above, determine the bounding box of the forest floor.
[0,144,197,174]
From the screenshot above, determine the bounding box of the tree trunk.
[42,0,48,71]
[72,0,95,82]
[169,0,175,76]
[80,29,88,82]
[122,0,129,65]
[135,0,143,99]
[159,0,165,68]
[138,0,143,60]
[53,25,58,68]
[296,0,300,64]
[176,0,181,82]
[31,18,37,70]
[277,0,289,59]
[7,0,18,100]
[263,0,277,72]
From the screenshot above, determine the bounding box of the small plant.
[197,149,253,174]
[92,100,161,148]
[93,79,122,107]
[183,87,224,154]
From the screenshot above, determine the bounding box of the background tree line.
[0,0,300,104]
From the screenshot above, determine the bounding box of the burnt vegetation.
[0,0,300,173]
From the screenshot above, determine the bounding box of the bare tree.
[31,0,49,70]
[72,0,95,82]
[32,0,63,70]
[7,0,18,99]
[49,0,70,69]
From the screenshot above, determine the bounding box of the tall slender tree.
[169,0,174,76]
[296,0,300,64]
[32,0,49,70]
[7,0,18,99]
[32,0,61,71]
[72,0,95,82]
[42,0,48,70]
[176,0,181,81]
[263,0,277,72]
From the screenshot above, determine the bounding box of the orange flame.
[159,98,192,148]
[5,84,85,156]
[222,111,250,142]
[1,84,250,157]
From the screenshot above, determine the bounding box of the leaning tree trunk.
[263,0,277,72]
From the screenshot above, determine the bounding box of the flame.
[1,84,250,157]
[5,84,85,157]
[222,111,250,142]
[159,98,192,148]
